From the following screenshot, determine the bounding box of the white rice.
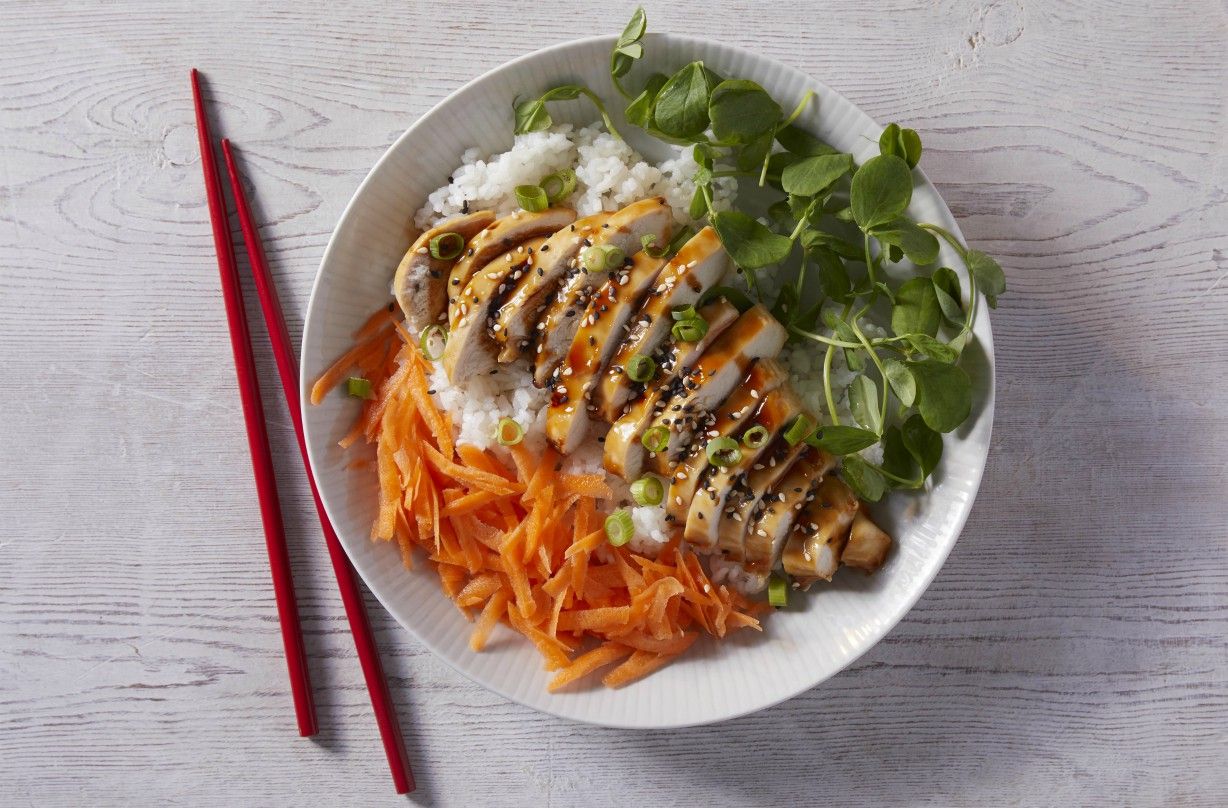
[416,122,880,550]
[414,124,736,229]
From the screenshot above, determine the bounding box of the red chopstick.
[220,139,416,794]
[191,69,318,738]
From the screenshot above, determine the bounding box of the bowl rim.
[301,32,995,728]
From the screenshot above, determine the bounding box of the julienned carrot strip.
[354,302,399,340]
[522,484,552,563]
[456,573,504,607]
[616,631,697,655]
[422,443,520,496]
[506,609,572,671]
[442,488,504,517]
[457,445,517,483]
[525,447,558,499]
[601,633,699,688]
[470,588,510,652]
[310,324,395,404]
[547,591,566,640]
[559,474,613,499]
[547,643,632,692]
[404,353,453,460]
[508,443,535,484]
[375,434,399,541]
[565,527,606,558]
[556,606,632,632]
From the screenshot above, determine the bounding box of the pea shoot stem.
[788,325,860,349]
[919,222,978,335]
[868,461,924,489]
[846,315,891,431]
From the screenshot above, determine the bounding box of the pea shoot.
[510,7,1006,501]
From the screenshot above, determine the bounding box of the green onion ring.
[783,414,816,446]
[604,509,634,546]
[767,574,788,608]
[641,425,669,453]
[515,184,548,212]
[346,377,373,399]
[418,324,448,361]
[540,168,577,204]
[626,354,657,383]
[581,243,626,273]
[494,416,525,446]
[429,232,465,260]
[630,475,665,507]
[706,436,742,467]
[742,425,770,449]
[671,316,708,343]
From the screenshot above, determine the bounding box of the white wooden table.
[3,1,1227,805]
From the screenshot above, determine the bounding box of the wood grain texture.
[2,0,1227,805]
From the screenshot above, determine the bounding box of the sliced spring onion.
[494,416,525,446]
[539,168,577,204]
[428,232,464,260]
[706,436,742,467]
[641,425,669,453]
[581,243,626,273]
[515,184,548,212]
[605,509,634,546]
[767,574,788,608]
[626,354,656,383]
[418,324,448,361]
[346,377,373,399]
[671,316,708,343]
[670,304,697,321]
[630,475,664,507]
[783,414,816,446]
[742,425,770,449]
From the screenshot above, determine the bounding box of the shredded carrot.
[602,634,699,688]
[470,588,510,651]
[354,303,399,341]
[617,630,698,655]
[310,324,396,404]
[556,606,633,633]
[559,473,613,499]
[548,643,633,692]
[313,309,764,691]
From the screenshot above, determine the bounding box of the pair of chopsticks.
[191,69,414,794]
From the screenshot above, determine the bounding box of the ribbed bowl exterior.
[301,34,995,728]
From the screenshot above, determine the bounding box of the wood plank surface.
[1,1,1226,805]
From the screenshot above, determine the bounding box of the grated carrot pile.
[315,311,763,691]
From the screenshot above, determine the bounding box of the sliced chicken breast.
[686,388,806,556]
[591,227,730,422]
[645,305,788,468]
[662,360,789,532]
[446,208,576,306]
[735,448,831,592]
[780,475,859,585]
[442,235,548,384]
[602,299,740,480]
[840,509,892,574]
[392,210,495,333]
[544,251,668,454]
[531,198,673,386]
[714,438,809,561]
[490,212,611,362]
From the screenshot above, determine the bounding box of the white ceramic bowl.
[301,33,995,728]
